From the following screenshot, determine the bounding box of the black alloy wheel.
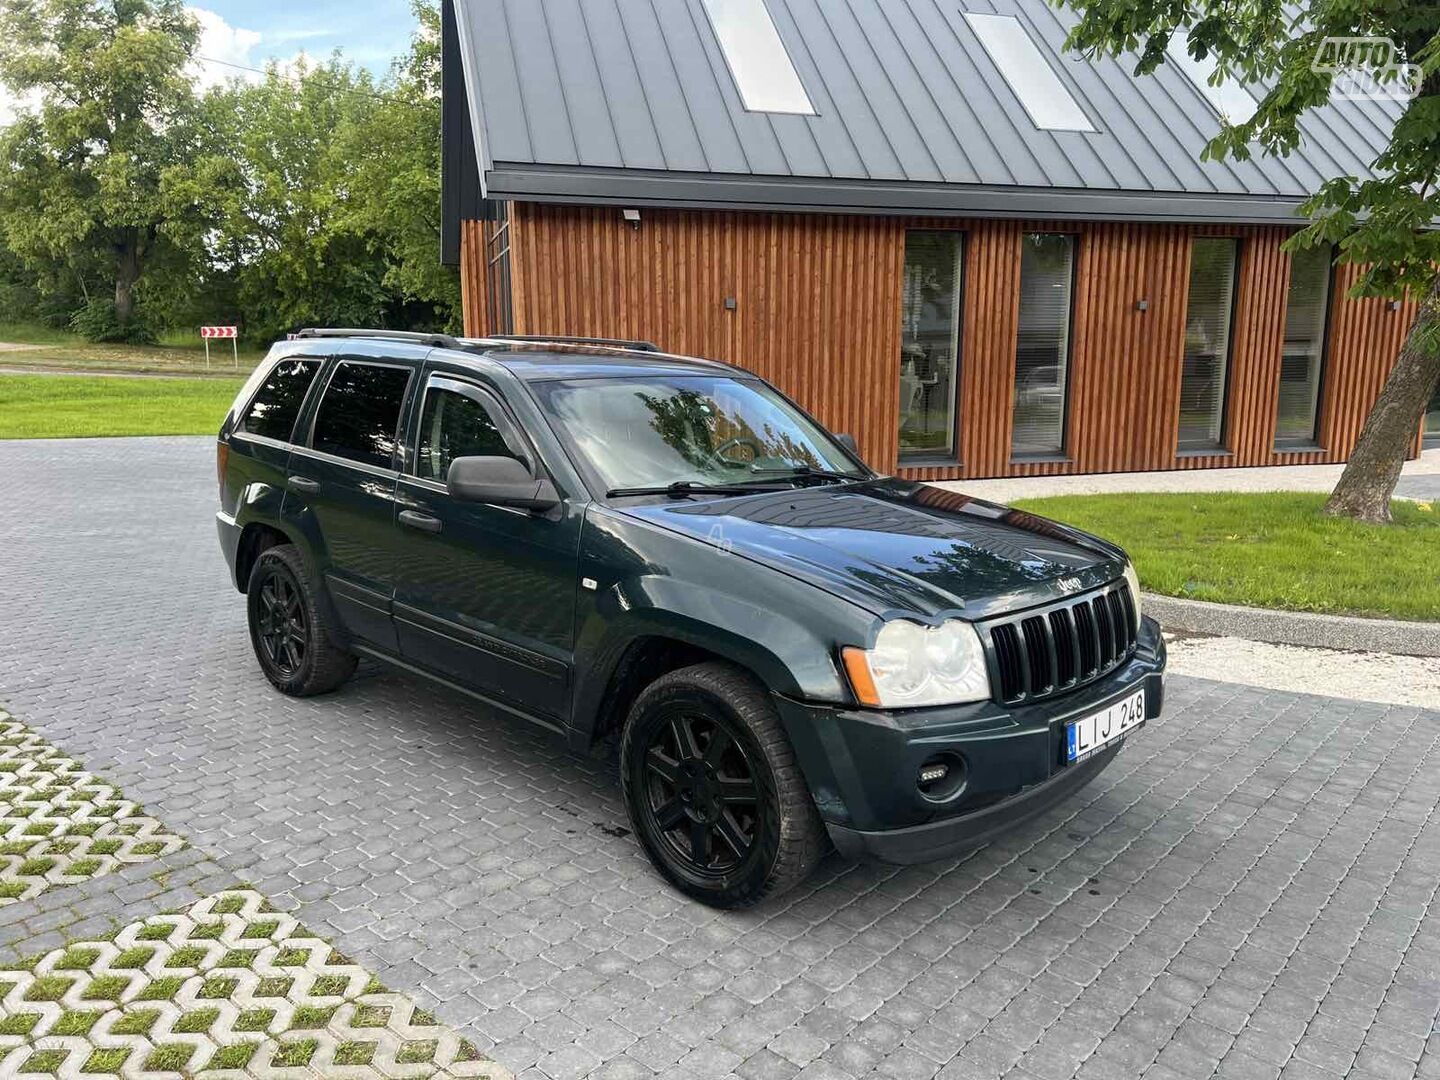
[640,709,763,878]
[255,567,308,679]
[245,543,356,697]
[620,662,826,908]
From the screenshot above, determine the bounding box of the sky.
[0,1,420,123]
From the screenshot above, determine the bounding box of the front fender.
[570,508,871,744]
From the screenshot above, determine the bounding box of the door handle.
[288,475,320,494]
[399,510,443,535]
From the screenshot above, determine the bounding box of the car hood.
[619,478,1127,621]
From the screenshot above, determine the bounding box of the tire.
[620,661,826,908]
[246,544,356,697]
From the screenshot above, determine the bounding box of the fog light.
[916,754,967,802]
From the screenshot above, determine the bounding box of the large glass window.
[1178,238,1239,451]
[1426,381,1440,445]
[1275,244,1333,447]
[899,232,963,461]
[416,384,521,481]
[311,362,411,471]
[240,359,321,443]
[1012,234,1075,457]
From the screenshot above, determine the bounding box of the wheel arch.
[234,521,301,593]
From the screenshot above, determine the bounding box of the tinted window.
[311,363,411,470]
[416,386,520,481]
[240,359,321,442]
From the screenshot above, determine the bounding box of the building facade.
[443,0,1433,482]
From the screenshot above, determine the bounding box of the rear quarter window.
[310,362,412,470]
[239,359,322,442]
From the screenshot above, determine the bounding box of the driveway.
[1,437,1437,1080]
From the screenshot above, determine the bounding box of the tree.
[0,0,213,339]
[1059,1,1440,522]
[335,0,460,330]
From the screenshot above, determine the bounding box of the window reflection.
[1179,238,1239,451]
[1012,234,1075,457]
[534,376,855,492]
[900,231,963,461]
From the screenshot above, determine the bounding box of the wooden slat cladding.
[458,219,493,338]
[498,203,907,470]
[459,206,1420,481]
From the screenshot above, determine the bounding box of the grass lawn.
[0,374,244,439]
[0,321,266,378]
[1014,492,1440,622]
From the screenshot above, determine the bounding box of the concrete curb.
[1143,593,1440,658]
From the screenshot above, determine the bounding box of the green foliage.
[0,0,214,330]
[0,0,459,342]
[1059,0,1440,302]
[68,300,156,345]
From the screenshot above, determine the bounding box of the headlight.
[1122,560,1142,632]
[842,619,990,708]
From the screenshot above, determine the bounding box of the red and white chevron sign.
[200,326,238,339]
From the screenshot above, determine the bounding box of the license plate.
[1066,687,1146,764]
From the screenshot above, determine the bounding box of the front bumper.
[773,616,1166,865]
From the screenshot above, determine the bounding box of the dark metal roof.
[445,0,1399,224]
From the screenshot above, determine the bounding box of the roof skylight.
[700,0,816,115]
[1165,30,1257,123]
[964,13,1097,133]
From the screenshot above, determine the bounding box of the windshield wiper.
[606,480,791,499]
[744,465,868,486]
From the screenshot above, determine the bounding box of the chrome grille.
[983,582,1138,705]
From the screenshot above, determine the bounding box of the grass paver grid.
[0,715,184,907]
[0,889,505,1077]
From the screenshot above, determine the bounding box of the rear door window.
[239,359,322,442]
[415,381,524,482]
[311,362,412,471]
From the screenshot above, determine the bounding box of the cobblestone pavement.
[2,436,1438,1080]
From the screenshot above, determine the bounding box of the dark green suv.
[216,330,1165,908]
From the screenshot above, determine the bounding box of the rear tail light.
[216,441,230,495]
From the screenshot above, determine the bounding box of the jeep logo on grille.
[1056,577,1084,594]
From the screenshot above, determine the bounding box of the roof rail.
[293,328,464,349]
[488,334,661,353]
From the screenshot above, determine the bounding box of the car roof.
[280,331,745,383]
[441,340,741,383]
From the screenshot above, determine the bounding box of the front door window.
[899,231,963,461]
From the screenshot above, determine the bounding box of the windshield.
[533,375,864,494]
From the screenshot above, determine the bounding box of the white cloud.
[0,85,42,127]
[189,7,264,89]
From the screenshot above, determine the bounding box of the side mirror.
[447,456,560,512]
[835,433,862,460]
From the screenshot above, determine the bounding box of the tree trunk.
[1323,278,1440,524]
[114,237,141,327]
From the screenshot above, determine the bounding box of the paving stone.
[2,435,1439,1080]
